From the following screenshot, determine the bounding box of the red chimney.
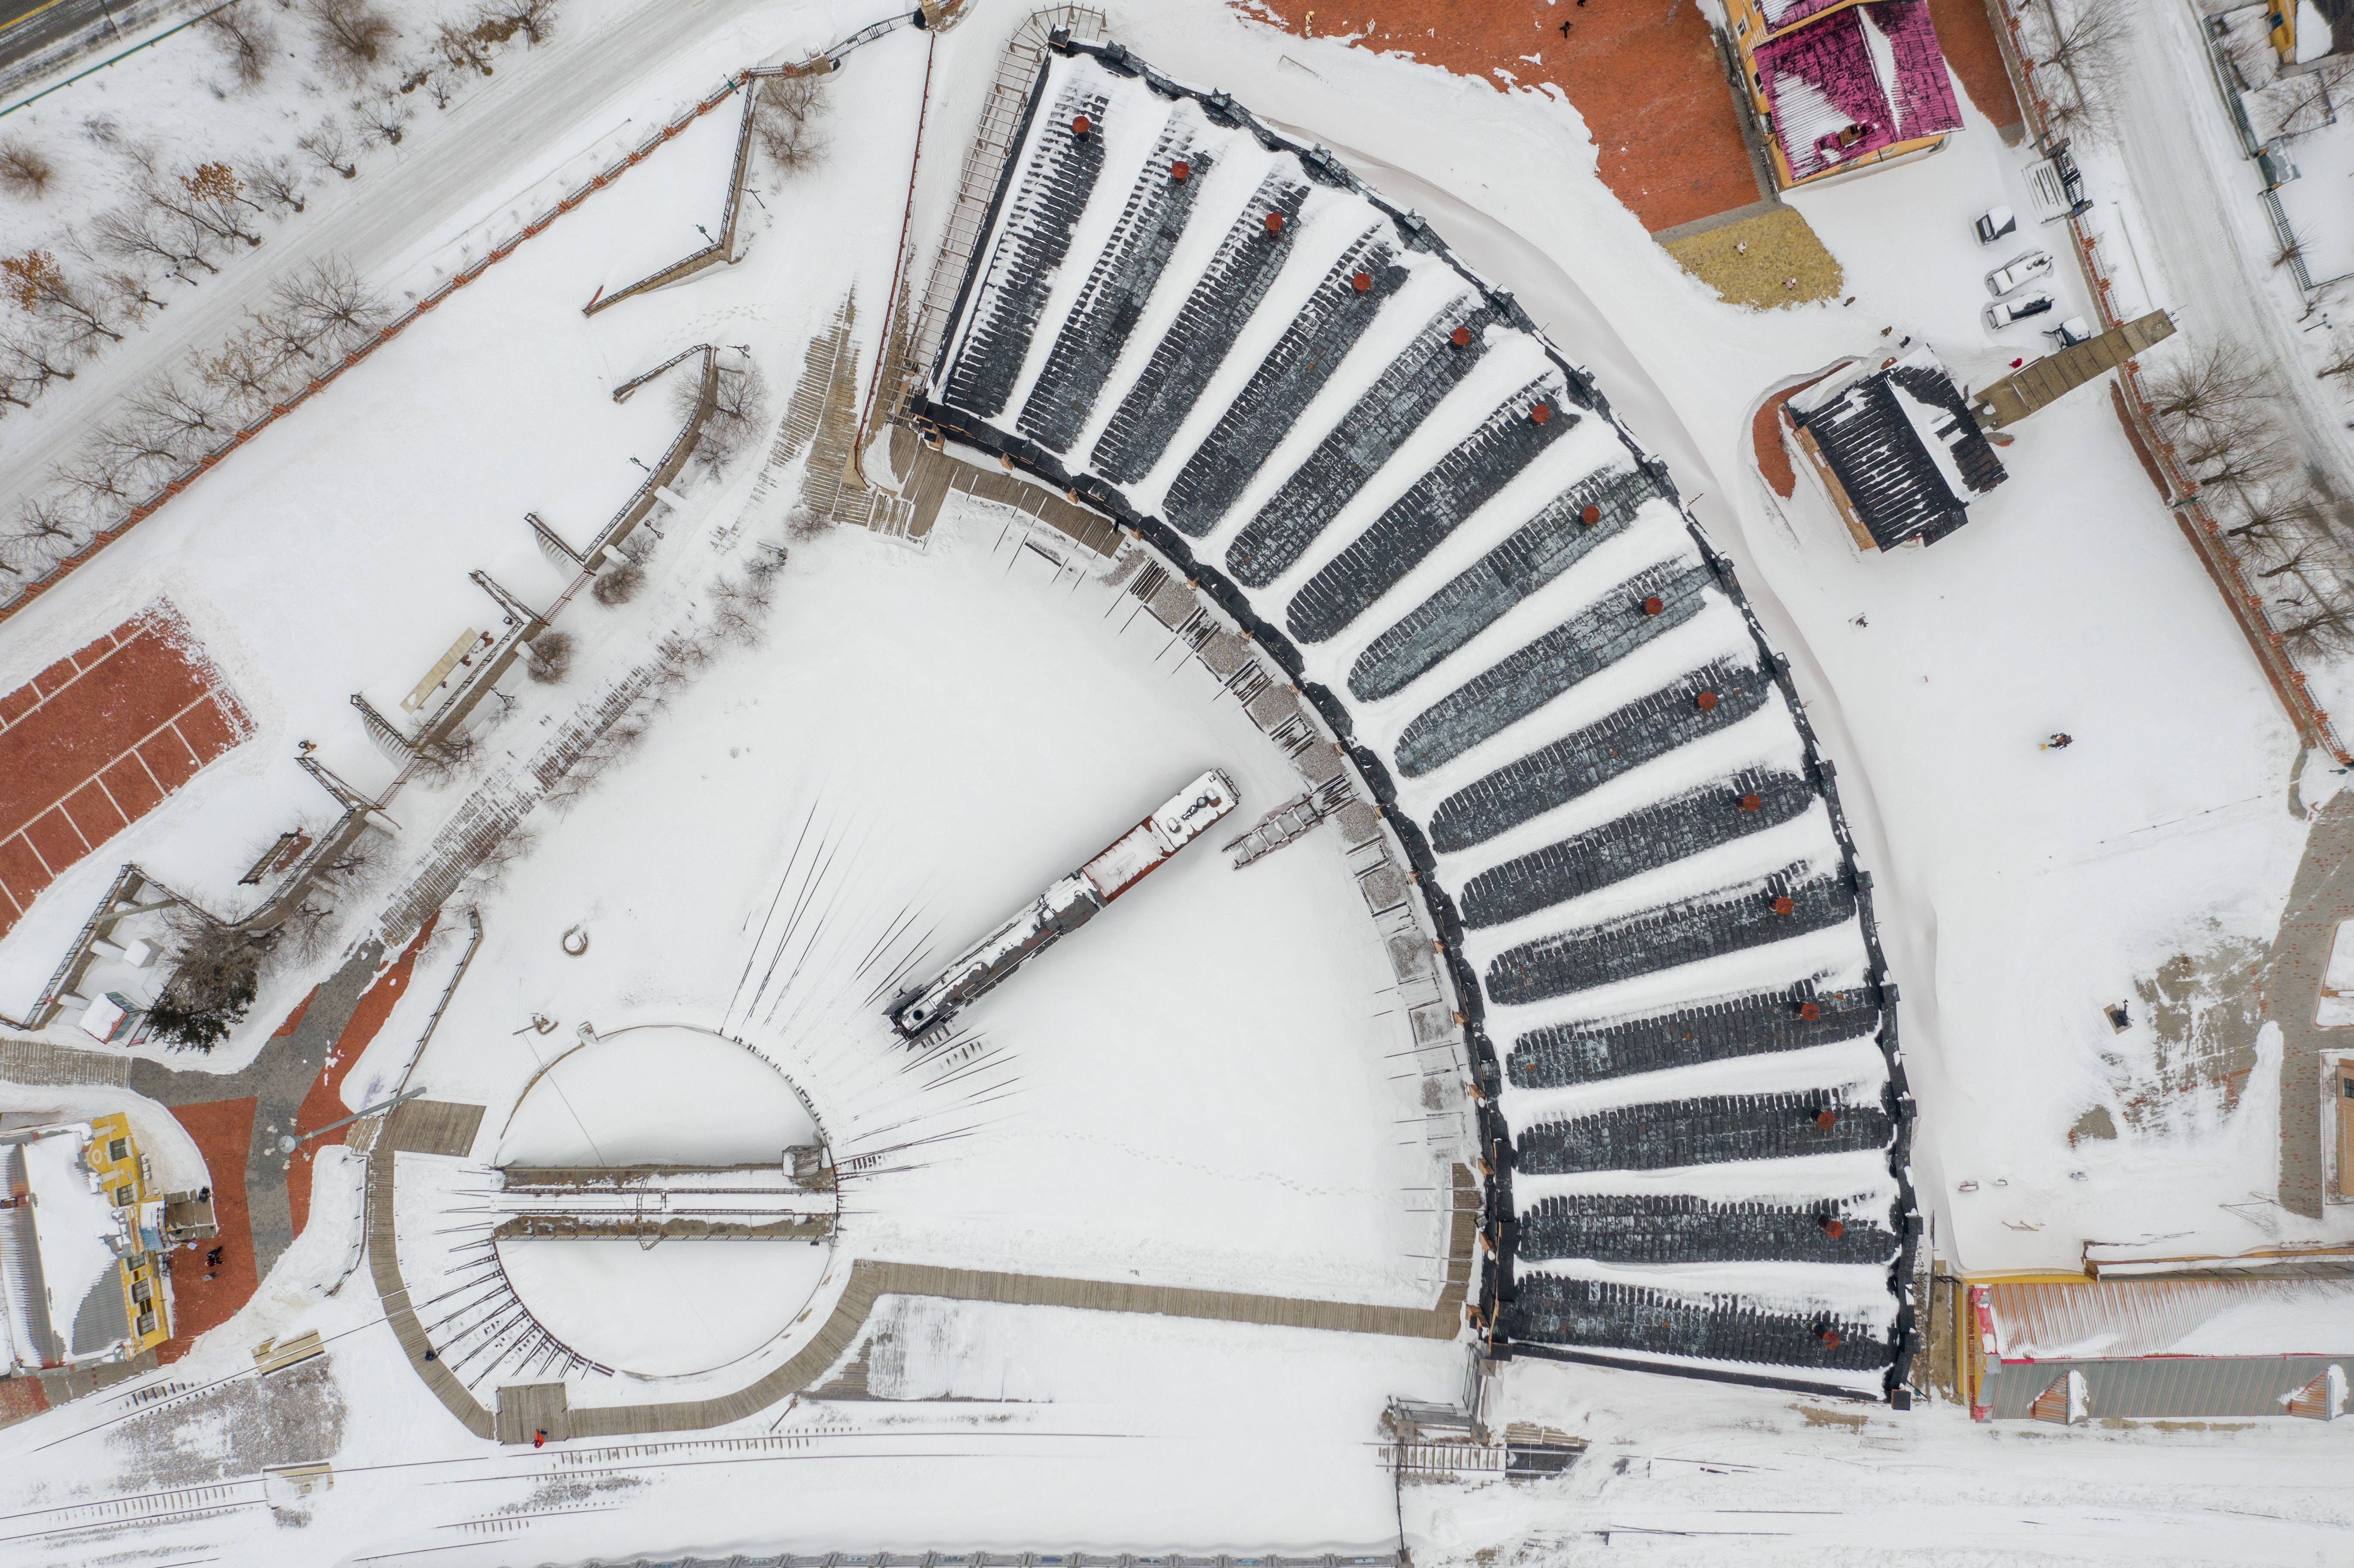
[1531,403,1551,424]
[1579,504,1601,525]
[1352,271,1372,292]
[1797,1001,1822,1020]
[1814,1107,1837,1129]
[1264,211,1285,233]
[1695,691,1719,710]
[1739,793,1762,812]
[1451,325,1472,347]
[1641,595,1665,616]
[1772,895,1796,915]
[1072,114,1092,136]
[1821,1216,1846,1238]
[1171,159,1190,181]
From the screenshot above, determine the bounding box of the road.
[0,0,744,550]
[0,0,161,83]
[2112,1,2354,523]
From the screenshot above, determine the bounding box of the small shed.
[1785,348,2007,550]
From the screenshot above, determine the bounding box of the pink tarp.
[1755,0,1963,183]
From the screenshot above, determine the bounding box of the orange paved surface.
[0,602,250,941]
[1234,0,1761,233]
[0,1375,49,1427]
[157,1096,257,1364]
[286,920,433,1241]
[1926,0,2024,134]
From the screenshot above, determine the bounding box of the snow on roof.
[916,38,1908,1394]
[1754,2,1962,183]
[1788,347,2005,548]
[3,1126,132,1371]
[1989,1280,2354,1360]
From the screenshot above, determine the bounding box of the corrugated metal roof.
[1986,1355,2345,1419]
[1987,1279,2354,1358]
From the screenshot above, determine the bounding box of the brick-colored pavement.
[287,921,432,1241]
[1235,0,1762,234]
[1233,0,2024,233]
[1928,0,2024,138]
[157,1095,258,1363]
[0,602,250,940]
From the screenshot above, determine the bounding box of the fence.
[1984,0,2352,765]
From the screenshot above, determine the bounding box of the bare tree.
[677,358,769,478]
[2146,340,2270,426]
[523,628,574,683]
[271,255,390,357]
[785,502,833,543]
[2024,0,2130,143]
[7,494,81,560]
[750,73,828,172]
[201,3,280,89]
[590,557,644,605]
[2186,426,2289,498]
[2222,486,2325,548]
[436,21,497,77]
[195,333,276,417]
[249,307,326,370]
[97,267,170,324]
[483,0,563,46]
[92,201,218,281]
[410,724,482,786]
[297,121,359,180]
[149,165,263,250]
[2277,581,2354,658]
[4,250,123,348]
[245,154,308,215]
[355,90,413,147]
[0,320,81,388]
[707,572,775,649]
[0,137,52,199]
[306,0,396,85]
[126,370,230,457]
[2267,57,2354,140]
[55,452,134,515]
[91,412,185,485]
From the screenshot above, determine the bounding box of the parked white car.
[1985,289,2057,330]
[1986,249,2055,296]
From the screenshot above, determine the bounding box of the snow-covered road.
[0,0,753,528]
[2111,0,2354,514]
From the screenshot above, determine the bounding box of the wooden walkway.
[380,1099,485,1158]
[364,1138,1476,1443]
[0,1036,130,1086]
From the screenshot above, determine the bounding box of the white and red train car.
[887,769,1238,1038]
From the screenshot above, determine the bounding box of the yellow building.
[1725,0,1967,190]
[2,1113,173,1375]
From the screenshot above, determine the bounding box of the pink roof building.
[1728,0,1966,189]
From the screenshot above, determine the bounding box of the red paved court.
[0,602,250,941]
[157,1095,258,1363]
[287,921,432,1241]
[1234,0,2023,234]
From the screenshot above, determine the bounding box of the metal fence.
[1985,0,2353,765]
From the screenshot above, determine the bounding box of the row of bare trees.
[1,257,390,579]
[2018,0,2131,145]
[2148,339,2354,658]
[0,0,571,429]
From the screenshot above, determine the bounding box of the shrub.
[0,139,53,199]
[524,628,574,683]
[591,559,644,605]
